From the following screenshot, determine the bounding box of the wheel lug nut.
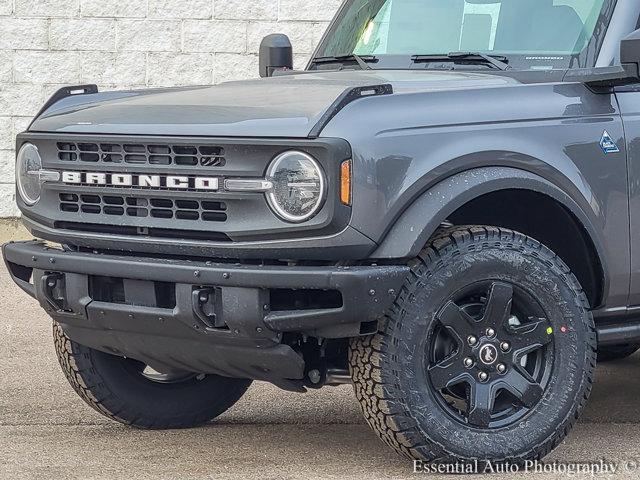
[464,357,474,368]
[500,342,510,352]
[497,364,507,374]
[486,328,496,338]
[478,372,489,382]
[468,336,478,346]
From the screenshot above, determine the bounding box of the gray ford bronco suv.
[6,0,640,465]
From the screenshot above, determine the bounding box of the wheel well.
[448,189,604,308]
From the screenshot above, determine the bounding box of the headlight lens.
[266,151,326,222]
[16,143,43,206]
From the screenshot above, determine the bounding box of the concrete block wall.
[0,0,342,217]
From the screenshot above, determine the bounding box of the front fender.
[321,80,628,309]
[371,167,607,269]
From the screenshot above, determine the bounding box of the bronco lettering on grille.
[61,172,220,191]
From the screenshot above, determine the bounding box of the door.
[617,85,640,306]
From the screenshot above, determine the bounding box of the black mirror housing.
[620,29,640,78]
[259,34,293,78]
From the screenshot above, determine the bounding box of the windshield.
[314,0,617,70]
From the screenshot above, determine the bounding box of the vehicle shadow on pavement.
[584,353,640,423]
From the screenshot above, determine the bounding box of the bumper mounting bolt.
[256,327,263,333]
[223,272,230,279]
[194,270,201,278]
[49,258,55,264]
[369,289,376,297]
[31,256,37,262]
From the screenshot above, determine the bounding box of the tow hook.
[192,288,225,330]
[40,273,69,312]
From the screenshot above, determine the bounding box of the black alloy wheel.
[428,282,553,429]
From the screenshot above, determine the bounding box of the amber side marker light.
[340,160,352,206]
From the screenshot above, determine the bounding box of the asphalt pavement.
[2,258,640,479]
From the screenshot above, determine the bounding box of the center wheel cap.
[479,344,498,365]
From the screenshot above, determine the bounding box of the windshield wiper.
[311,54,377,70]
[412,52,510,71]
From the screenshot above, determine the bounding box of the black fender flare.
[370,166,608,294]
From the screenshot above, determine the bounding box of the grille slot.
[54,221,232,242]
[59,193,228,223]
[57,142,226,167]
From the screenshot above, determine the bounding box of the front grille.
[28,134,341,245]
[59,193,227,222]
[52,139,238,238]
[57,142,226,167]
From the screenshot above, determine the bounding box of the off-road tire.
[598,343,640,362]
[54,322,252,429]
[349,226,597,463]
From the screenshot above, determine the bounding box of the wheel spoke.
[437,301,478,338]
[499,368,544,407]
[428,355,468,390]
[508,318,553,355]
[467,382,496,428]
[481,282,513,327]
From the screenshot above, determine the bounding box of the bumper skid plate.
[3,241,408,384]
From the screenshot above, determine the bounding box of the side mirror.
[620,29,640,78]
[259,34,293,78]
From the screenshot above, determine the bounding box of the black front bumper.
[3,241,408,386]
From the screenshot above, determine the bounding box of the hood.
[29,70,518,138]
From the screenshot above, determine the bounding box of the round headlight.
[266,151,326,223]
[16,143,43,206]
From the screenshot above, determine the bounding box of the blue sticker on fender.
[600,130,620,154]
